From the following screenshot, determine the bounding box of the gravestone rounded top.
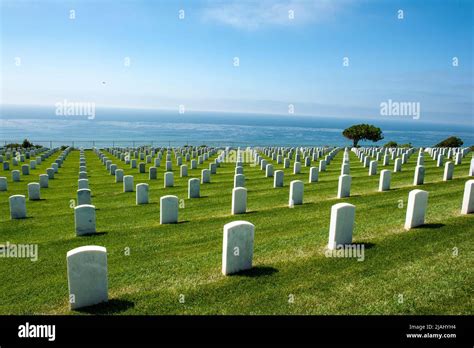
[74,204,95,211]
[332,202,355,210]
[411,189,427,195]
[224,220,254,230]
[161,194,178,200]
[67,245,106,258]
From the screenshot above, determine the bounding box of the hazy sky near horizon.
[1,0,473,125]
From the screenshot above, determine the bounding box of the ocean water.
[1,105,473,148]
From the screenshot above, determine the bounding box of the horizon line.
[1,102,473,128]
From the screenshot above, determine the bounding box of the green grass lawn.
[0,148,472,315]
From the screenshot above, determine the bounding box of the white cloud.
[201,0,347,30]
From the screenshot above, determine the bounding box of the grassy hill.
[0,148,472,315]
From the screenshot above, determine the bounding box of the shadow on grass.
[415,223,445,229]
[78,231,108,237]
[352,242,376,249]
[231,266,279,278]
[75,299,134,314]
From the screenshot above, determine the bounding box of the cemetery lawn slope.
[0,149,472,315]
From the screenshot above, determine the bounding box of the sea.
[1,105,473,149]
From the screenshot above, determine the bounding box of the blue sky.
[1,0,472,125]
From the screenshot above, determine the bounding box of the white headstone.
[209,163,217,174]
[110,164,117,175]
[341,163,350,175]
[417,155,424,166]
[9,195,27,219]
[328,203,355,250]
[21,164,30,175]
[337,174,351,198]
[78,179,89,190]
[77,189,91,205]
[319,160,326,172]
[28,182,40,200]
[379,170,391,192]
[436,154,444,167]
[180,165,188,177]
[188,178,200,198]
[46,168,54,179]
[394,158,402,172]
[289,180,304,206]
[222,221,254,275]
[74,204,96,235]
[160,195,178,224]
[201,169,210,184]
[369,160,377,176]
[232,187,247,215]
[413,165,425,185]
[0,177,7,191]
[363,157,370,168]
[67,245,108,310]
[293,161,301,174]
[39,174,48,188]
[123,175,134,192]
[309,167,319,183]
[115,169,124,183]
[461,180,474,214]
[404,189,428,230]
[164,172,174,187]
[136,183,149,204]
[234,174,245,188]
[455,152,461,165]
[12,170,20,182]
[274,170,284,187]
[443,161,454,181]
[265,164,274,177]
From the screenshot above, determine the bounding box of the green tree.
[434,136,463,147]
[383,141,398,148]
[22,139,33,148]
[342,124,384,147]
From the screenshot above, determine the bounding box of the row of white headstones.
[7,145,474,223]
[0,146,50,169]
[69,146,473,310]
[4,147,71,218]
[4,145,474,310]
[66,177,474,310]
